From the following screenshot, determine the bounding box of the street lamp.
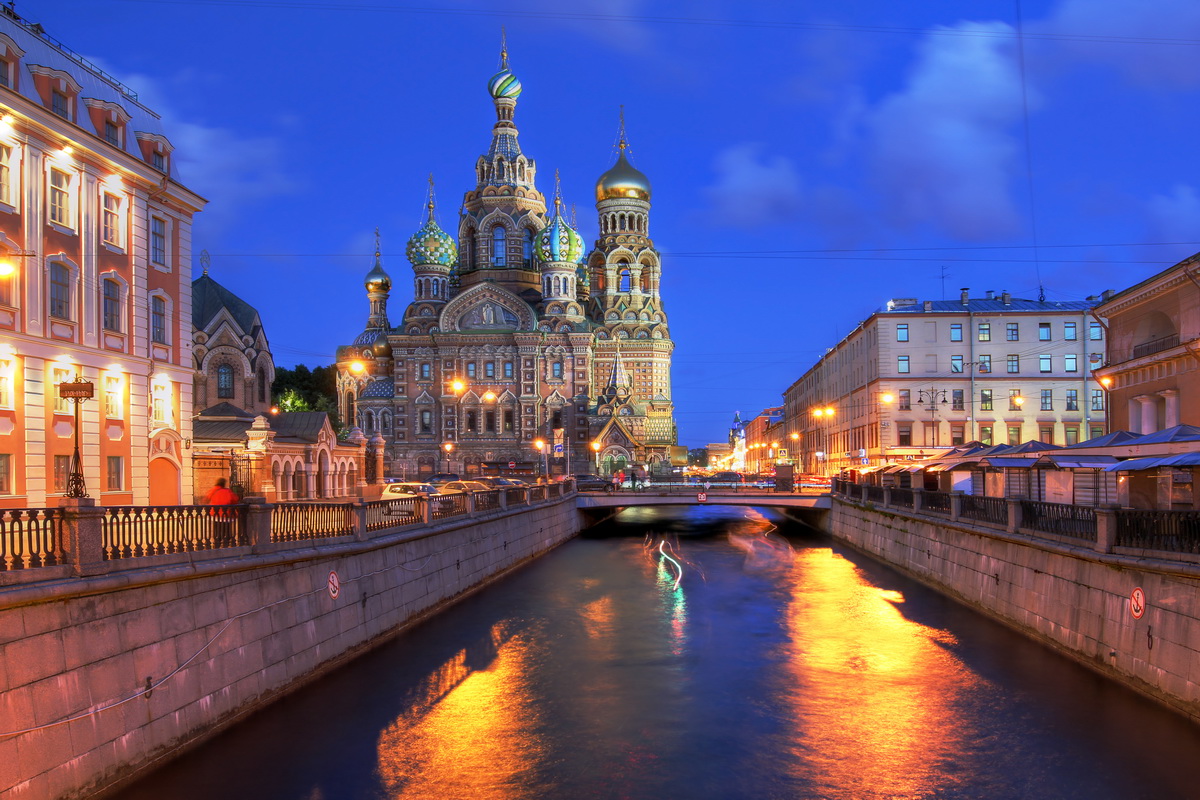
[442,441,454,472]
[811,406,834,476]
[591,440,601,473]
[789,431,799,466]
[58,375,94,498]
[534,438,547,479]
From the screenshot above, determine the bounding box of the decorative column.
[1161,389,1180,429]
[1137,395,1158,435]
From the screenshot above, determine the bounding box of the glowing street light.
[349,361,365,374]
[450,379,465,394]
[591,440,601,472]
[442,441,454,472]
[534,438,548,478]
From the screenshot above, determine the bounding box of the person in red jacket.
[204,478,240,547]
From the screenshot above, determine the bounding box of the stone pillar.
[499,489,508,510]
[417,496,432,525]
[466,491,476,515]
[59,498,104,577]
[1127,397,1142,434]
[950,491,963,522]
[244,497,273,552]
[912,487,924,512]
[1137,395,1158,435]
[859,484,869,503]
[882,487,892,507]
[1161,389,1180,429]
[1006,497,1023,534]
[352,498,368,541]
[370,432,386,486]
[1095,506,1117,554]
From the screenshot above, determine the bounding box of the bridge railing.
[0,482,575,582]
[1115,509,1200,554]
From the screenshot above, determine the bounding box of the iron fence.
[864,485,886,504]
[1021,500,1097,542]
[474,490,501,513]
[505,487,528,506]
[922,490,952,515]
[272,503,353,542]
[367,497,419,530]
[1,507,64,569]
[960,495,1008,526]
[1115,509,1200,554]
[103,505,246,559]
[529,485,547,503]
[890,487,914,509]
[432,493,467,521]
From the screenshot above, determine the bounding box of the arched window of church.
[461,229,475,270]
[618,267,631,293]
[492,226,507,267]
[258,368,267,403]
[552,361,563,379]
[523,228,534,268]
[553,276,561,296]
[217,364,234,399]
[346,391,356,427]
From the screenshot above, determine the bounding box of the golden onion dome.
[364,262,391,293]
[596,150,651,202]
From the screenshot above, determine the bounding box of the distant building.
[1094,253,1199,433]
[336,45,677,480]
[0,7,204,506]
[783,288,1109,475]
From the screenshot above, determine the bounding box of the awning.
[879,465,909,474]
[1104,456,1169,472]
[983,457,1039,469]
[1036,454,1120,469]
[1160,452,1200,467]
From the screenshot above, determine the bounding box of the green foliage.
[687,447,709,466]
[272,364,342,429]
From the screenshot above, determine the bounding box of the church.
[336,45,678,480]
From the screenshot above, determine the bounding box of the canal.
[116,506,1200,800]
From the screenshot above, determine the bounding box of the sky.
[34,0,1200,447]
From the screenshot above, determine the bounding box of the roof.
[193,420,251,442]
[983,457,1041,469]
[1064,430,1140,448]
[192,273,264,337]
[197,402,254,420]
[884,298,1094,314]
[1105,452,1200,471]
[1127,425,1200,445]
[1035,454,1119,469]
[268,411,330,442]
[360,380,396,399]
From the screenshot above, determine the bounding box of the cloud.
[1146,184,1200,240]
[865,21,1027,240]
[701,143,804,228]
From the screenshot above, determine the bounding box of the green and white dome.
[535,204,585,264]
[406,217,457,267]
[488,67,522,99]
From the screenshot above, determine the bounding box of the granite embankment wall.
[827,496,1200,723]
[0,497,580,799]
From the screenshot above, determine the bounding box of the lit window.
[977,354,991,373]
[52,367,71,413]
[151,296,167,344]
[102,279,121,331]
[1009,389,1023,411]
[1007,355,1019,373]
[217,364,234,398]
[51,89,68,119]
[492,226,506,267]
[1008,425,1021,444]
[897,355,910,374]
[1040,389,1053,411]
[1065,390,1079,411]
[151,381,172,426]
[49,263,70,319]
[53,454,70,491]
[951,355,964,373]
[104,375,122,418]
[980,389,993,411]
[980,425,993,446]
[0,453,9,494]
[106,456,123,490]
[978,323,991,342]
[1065,354,1078,372]
[896,324,909,342]
[0,143,10,206]
[150,216,166,266]
[1064,322,1077,341]
[504,409,514,431]
[950,324,962,342]
[1039,322,1051,341]
[1039,355,1052,373]
[102,193,122,246]
[49,168,71,226]
[0,359,10,408]
[1089,322,1103,340]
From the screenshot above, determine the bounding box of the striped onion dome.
[535,200,584,264]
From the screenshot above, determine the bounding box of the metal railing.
[474,490,501,513]
[1131,333,1180,360]
[103,505,246,559]
[1021,500,1097,542]
[960,495,1007,526]
[367,497,419,531]
[432,493,467,521]
[922,490,952,515]
[890,487,914,509]
[1,507,64,570]
[529,485,547,503]
[271,503,353,542]
[864,485,886,504]
[505,487,528,505]
[1115,509,1200,553]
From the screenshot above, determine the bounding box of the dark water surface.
[116,506,1200,799]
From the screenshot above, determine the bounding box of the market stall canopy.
[1127,425,1200,445]
[1105,452,1200,471]
[1035,453,1120,469]
[1064,430,1139,449]
[982,456,1041,469]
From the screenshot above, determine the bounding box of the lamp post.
[789,431,799,466]
[1098,376,1112,435]
[591,440,601,473]
[442,441,453,473]
[534,438,547,480]
[58,376,94,498]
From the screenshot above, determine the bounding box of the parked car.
[475,476,527,488]
[713,471,744,484]
[427,473,460,485]
[573,474,610,491]
[438,480,492,494]
[382,482,436,497]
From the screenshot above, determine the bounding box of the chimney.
[1086,295,1097,303]
[923,300,933,311]
[1001,290,1011,305]
[986,290,995,300]
[960,287,969,306]
[1102,289,1115,301]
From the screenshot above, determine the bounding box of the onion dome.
[596,149,651,202]
[488,37,522,99]
[371,337,393,358]
[536,177,585,264]
[406,185,457,267]
[364,232,391,292]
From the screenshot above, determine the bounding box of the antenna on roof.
[1038,283,1045,302]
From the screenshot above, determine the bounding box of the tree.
[272,364,342,429]
[687,447,709,467]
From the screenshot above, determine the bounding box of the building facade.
[1094,253,1200,434]
[0,8,204,507]
[783,288,1109,475]
[336,47,676,479]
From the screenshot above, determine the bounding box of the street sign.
[327,570,341,600]
[58,381,95,399]
[697,492,707,502]
[1130,587,1146,619]
[508,461,516,469]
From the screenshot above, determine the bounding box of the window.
[0,143,10,206]
[1065,389,1079,411]
[419,362,431,380]
[1091,426,1104,441]
[53,454,70,492]
[1006,323,1019,341]
[1065,426,1079,446]
[1039,355,1052,373]
[1064,322,1077,341]
[420,409,432,433]
[49,168,70,226]
[980,389,993,411]
[102,279,121,331]
[1065,354,1078,372]
[102,193,121,246]
[1040,389,1053,411]
[951,424,965,445]
[1039,322,1051,341]
[951,389,964,410]
[0,57,10,88]
[485,362,495,378]
[217,364,234,398]
[1008,425,1021,444]
[897,355,910,374]
[977,354,991,373]
[1009,389,1023,411]
[104,375,122,418]
[978,323,991,342]
[503,361,513,379]
[0,453,9,495]
[552,361,564,379]
[1007,355,1019,373]
[980,425,993,446]
[898,389,911,410]
[492,226,506,267]
[51,89,68,119]
[1091,390,1104,412]
[1089,322,1103,341]
[896,324,909,342]
[49,263,70,319]
[104,121,120,147]
[106,456,123,491]
[0,358,10,408]
[466,410,477,432]
[523,229,534,268]
[503,409,514,431]
[897,424,912,447]
[150,216,166,266]
[1040,425,1055,444]
[950,324,963,342]
[466,363,477,378]
[951,355,964,373]
[618,267,631,292]
[485,410,496,433]
[152,150,165,172]
[52,367,71,413]
[151,296,167,344]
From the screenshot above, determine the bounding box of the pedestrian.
[204,477,240,548]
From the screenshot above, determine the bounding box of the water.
[117,506,1200,799]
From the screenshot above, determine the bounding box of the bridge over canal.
[575,487,832,527]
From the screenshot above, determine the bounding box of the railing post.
[950,491,963,522]
[912,487,924,512]
[1006,497,1023,534]
[1095,507,1117,554]
[499,489,508,510]
[882,487,892,507]
[245,497,273,552]
[466,492,477,515]
[418,496,432,525]
[59,498,104,576]
[859,484,869,503]
[352,498,368,542]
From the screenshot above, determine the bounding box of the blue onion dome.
[406,209,458,267]
[488,67,522,99]
[596,148,651,202]
[536,204,585,264]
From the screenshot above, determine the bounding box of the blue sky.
[40,0,1200,446]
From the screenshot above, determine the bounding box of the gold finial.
[554,168,563,210]
[374,227,381,258]
[618,105,628,151]
[500,26,508,69]
[200,249,210,276]
[426,173,436,220]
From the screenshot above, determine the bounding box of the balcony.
[1130,334,1180,361]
